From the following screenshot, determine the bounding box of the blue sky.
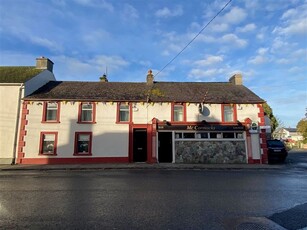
[0,0,306,128]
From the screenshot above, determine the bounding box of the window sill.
[39,153,57,156]
[41,121,60,123]
[73,153,92,156]
[116,121,132,124]
[77,121,97,124]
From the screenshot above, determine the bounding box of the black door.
[133,129,147,162]
[158,132,173,163]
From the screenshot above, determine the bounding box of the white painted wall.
[0,84,22,163]
[237,104,259,122]
[23,101,262,160]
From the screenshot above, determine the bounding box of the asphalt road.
[0,150,306,230]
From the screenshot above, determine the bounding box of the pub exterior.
[16,70,268,165]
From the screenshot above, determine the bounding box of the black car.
[267,139,288,164]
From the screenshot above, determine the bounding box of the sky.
[0,0,306,128]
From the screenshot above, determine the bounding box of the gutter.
[12,83,24,164]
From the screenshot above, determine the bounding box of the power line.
[154,0,232,78]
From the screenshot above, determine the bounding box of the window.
[74,132,92,155]
[222,104,237,122]
[42,102,60,123]
[117,103,131,123]
[172,103,186,122]
[78,102,96,123]
[39,132,57,155]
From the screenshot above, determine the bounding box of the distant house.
[278,128,303,142]
[0,57,55,164]
[15,69,269,165]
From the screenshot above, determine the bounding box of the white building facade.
[0,58,55,164]
[16,72,269,164]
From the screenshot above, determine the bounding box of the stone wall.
[175,141,246,164]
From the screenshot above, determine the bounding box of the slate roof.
[0,66,44,83]
[284,128,297,133]
[26,81,264,104]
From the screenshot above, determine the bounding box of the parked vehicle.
[267,139,288,164]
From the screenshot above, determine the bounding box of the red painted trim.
[17,101,29,164]
[116,102,133,124]
[41,101,61,123]
[257,104,265,126]
[221,104,237,123]
[39,132,58,156]
[171,102,187,122]
[248,159,261,164]
[19,157,129,164]
[74,132,93,156]
[78,102,96,124]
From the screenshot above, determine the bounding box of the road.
[0,150,306,230]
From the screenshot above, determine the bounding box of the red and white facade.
[17,98,268,164]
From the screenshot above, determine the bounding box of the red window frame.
[221,104,237,123]
[39,132,58,156]
[42,102,60,123]
[78,102,96,124]
[116,102,132,124]
[171,103,186,122]
[74,132,92,156]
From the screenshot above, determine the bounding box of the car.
[267,139,288,164]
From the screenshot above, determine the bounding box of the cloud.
[194,33,247,48]
[73,0,114,11]
[89,55,129,72]
[194,55,224,66]
[236,23,256,33]
[273,3,307,36]
[155,5,183,18]
[248,56,267,65]
[29,36,63,52]
[220,34,248,48]
[122,4,139,19]
[248,48,269,65]
[82,30,111,45]
[222,7,247,25]
[188,68,226,81]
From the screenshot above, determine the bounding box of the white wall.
[23,101,260,160]
[24,102,129,158]
[0,84,22,163]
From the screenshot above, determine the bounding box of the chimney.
[146,69,154,85]
[99,74,108,82]
[229,73,242,85]
[36,57,54,72]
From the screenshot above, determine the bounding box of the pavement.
[0,162,286,171]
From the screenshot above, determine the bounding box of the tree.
[297,119,307,143]
[263,102,278,133]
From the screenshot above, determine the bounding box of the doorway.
[158,132,173,163]
[133,129,147,162]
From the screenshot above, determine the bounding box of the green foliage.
[297,119,307,143]
[263,102,278,132]
[146,88,164,97]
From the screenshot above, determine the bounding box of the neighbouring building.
[275,128,303,142]
[15,69,269,165]
[0,57,55,164]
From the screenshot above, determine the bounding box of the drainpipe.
[12,83,24,165]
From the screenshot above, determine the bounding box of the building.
[0,57,55,164]
[276,128,303,142]
[16,70,268,164]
